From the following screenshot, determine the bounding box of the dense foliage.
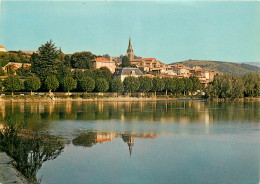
[3,75,23,95]
[122,56,131,67]
[95,78,109,92]
[61,77,77,93]
[123,76,140,93]
[45,75,59,93]
[111,79,124,93]
[206,73,260,99]
[78,76,95,93]
[24,76,41,94]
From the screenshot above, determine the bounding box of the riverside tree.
[24,76,41,95]
[111,79,124,95]
[183,78,193,96]
[79,76,95,93]
[138,76,153,94]
[3,75,23,96]
[164,78,177,96]
[95,78,109,93]
[61,77,77,94]
[123,76,140,95]
[45,76,59,94]
[152,77,165,96]
[189,76,202,93]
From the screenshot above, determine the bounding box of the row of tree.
[0,72,203,96]
[206,72,260,99]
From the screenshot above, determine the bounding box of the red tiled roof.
[143,58,155,61]
[92,57,110,62]
[0,46,6,48]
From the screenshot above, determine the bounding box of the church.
[126,38,165,73]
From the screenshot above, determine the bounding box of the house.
[113,67,144,81]
[0,46,6,52]
[2,62,31,74]
[92,57,116,73]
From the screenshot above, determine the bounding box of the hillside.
[171,60,260,76]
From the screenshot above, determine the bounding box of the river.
[0,101,259,184]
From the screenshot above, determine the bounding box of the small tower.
[126,37,134,61]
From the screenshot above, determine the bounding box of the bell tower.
[126,37,134,61]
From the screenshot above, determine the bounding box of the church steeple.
[126,37,134,61]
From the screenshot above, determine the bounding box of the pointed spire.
[128,142,133,157]
[126,37,134,61]
[128,37,132,48]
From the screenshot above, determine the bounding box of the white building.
[0,46,6,52]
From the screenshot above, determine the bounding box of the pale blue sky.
[0,1,259,63]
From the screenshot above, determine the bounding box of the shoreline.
[0,152,28,184]
[0,96,259,102]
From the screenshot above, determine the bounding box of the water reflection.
[0,115,64,183]
[0,101,259,131]
[72,131,157,156]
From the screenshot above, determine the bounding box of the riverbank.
[0,95,259,102]
[0,152,28,184]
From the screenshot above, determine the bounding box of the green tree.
[122,56,131,67]
[70,52,95,69]
[61,77,77,93]
[152,77,165,96]
[231,77,245,99]
[24,76,41,95]
[45,76,59,94]
[176,78,185,95]
[183,78,193,96]
[123,76,140,95]
[189,76,202,93]
[164,78,177,96]
[95,78,109,93]
[244,72,260,97]
[99,67,113,83]
[111,79,124,95]
[31,40,61,80]
[56,63,72,84]
[79,76,95,93]
[138,76,153,93]
[3,75,23,95]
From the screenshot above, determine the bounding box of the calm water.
[0,101,259,184]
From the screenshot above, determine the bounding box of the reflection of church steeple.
[122,134,135,157]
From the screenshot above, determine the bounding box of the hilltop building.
[92,57,116,73]
[126,38,134,61]
[0,46,6,52]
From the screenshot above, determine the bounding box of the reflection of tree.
[72,132,97,147]
[0,115,64,183]
[0,101,259,130]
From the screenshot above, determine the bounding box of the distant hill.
[171,60,260,76]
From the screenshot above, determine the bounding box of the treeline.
[0,41,203,96]
[206,73,260,99]
[0,70,203,96]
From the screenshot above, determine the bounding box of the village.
[0,38,219,87]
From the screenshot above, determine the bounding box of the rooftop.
[92,57,110,62]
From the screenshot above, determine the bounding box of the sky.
[0,1,259,64]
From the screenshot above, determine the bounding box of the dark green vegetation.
[206,73,260,99]
[171,60,260,76]
[0,114,64,183]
